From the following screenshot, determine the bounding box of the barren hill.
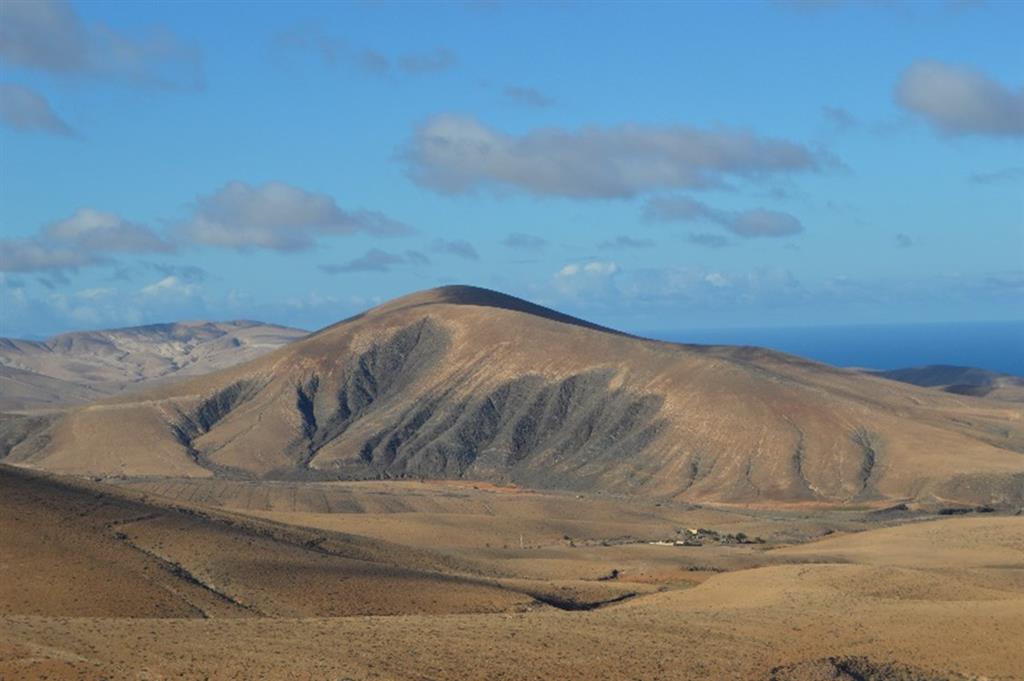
[5,286,1023,506]
[0,320,306,411]
[872,364,1024,402]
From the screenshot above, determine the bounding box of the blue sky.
[1,0,1022,338]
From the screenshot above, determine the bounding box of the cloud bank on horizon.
[0,0,1021,338]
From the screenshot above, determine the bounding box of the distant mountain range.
[0,321,306,412]
[3,286,1021,508]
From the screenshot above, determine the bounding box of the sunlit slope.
[0,464,531,618]
[8,285,1024,506]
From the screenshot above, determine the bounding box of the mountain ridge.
[0,319,307,411]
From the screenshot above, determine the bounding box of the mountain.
[873,365,1024,402]
[0,320,307,411]
[4,286,1023,506]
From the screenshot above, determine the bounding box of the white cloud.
[319,249,429,274]
[0,0,88,73]
[896,61,1024,137]
[177,181,412,251]
[0,240,93,272]
[503,85,554,108]
[430,238,479,260]
[74,287,116,300]
[704,272,730,288]
[0,0,203,90]
[404,115,830,198]
[140,275,199,297]
[45,208,171,252]
[0,280,199,338]
[1,208,171,273]
[582,261,619,275]
[502,233,547,252]
[553,260,620,300]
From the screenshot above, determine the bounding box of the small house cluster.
[648,527,764,547]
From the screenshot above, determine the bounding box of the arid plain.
[2,287,1022,680]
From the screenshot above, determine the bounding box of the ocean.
[647,320,1024,377]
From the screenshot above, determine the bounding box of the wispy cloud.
[598,236,654,250]
[148,263,208,283]
[399,48,457,74]
[0,83,76,136]
[502,232,547,252]
[688,233,731,248]
[273,25,456,76]
[821,105,856,130]
[431,238,479,260]
[969,167,1024,185]
[319,249,428,274]
[644,196,804,238]
[140,275,199,298]
[503,85,553,108]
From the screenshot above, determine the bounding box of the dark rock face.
[284,320,665,486]
[171,379,266,448]
[289,318,448,468]
[349,368,665,486]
